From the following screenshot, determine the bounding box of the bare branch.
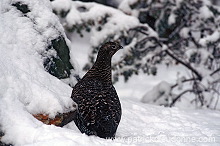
[135,26,204,81]
[165,49,203,81]
[171,77,200,89]
[170,89,194,107]
[210,67,220,76]
[214,97,219,110]
[211,88,220,110]
[212,78,220,84]
[189,35,201,48]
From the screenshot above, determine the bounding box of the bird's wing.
[75,82,121,126]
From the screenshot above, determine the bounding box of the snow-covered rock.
[0,0,77,144]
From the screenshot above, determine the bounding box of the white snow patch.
[52,0,72,14]
[199,31,220,46]
[185,48,212,64]
[118,0,139,16]
[141,81,172,105]
[180,27,190,38]
[199,6,214,19]
[168,13,176,25]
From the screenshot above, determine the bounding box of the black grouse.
[71,41,122,139]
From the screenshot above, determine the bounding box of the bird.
[70,41,123,139]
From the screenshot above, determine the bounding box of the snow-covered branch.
[165,49,203,81]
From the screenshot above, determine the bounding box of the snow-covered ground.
[69,33,220,146]
[24,102,220,146]
[0,0,220,145]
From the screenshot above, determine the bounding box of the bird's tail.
[96,115,117,139]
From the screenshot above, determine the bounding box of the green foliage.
[12,1,78,82]
[52,0,220,108]
[12,2,30,14]
[44,36,75,79]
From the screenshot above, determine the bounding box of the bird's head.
[99,41,123,58]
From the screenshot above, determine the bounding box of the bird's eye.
[111,45,116,49]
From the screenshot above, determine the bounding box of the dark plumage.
[71,41,122,139]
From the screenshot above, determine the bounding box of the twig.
[212,78,220,84]
[214,96,219,110]
[170,89,193,107]
[134,24,204,81]
[210,67,220,76]
[171,77,199,89]
[212,88,220,110]
[165,49,203,81]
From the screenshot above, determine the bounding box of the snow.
[199,48,213,64]
[199,30,220,46]
[201,75,214,89]
[168,13,176,25]
[199,6,214,19]
[0,0,75,115]
[141,81,172,105]
[180,27,189,38]
[51,0,71,15]
[185,48,212,65]
[70,33,220,145]
[0,0,76,145]
[52,0,140,47]
[118,0,139,16]
[1,0,220,146]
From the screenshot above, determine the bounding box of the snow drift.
[0,0,77,144]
